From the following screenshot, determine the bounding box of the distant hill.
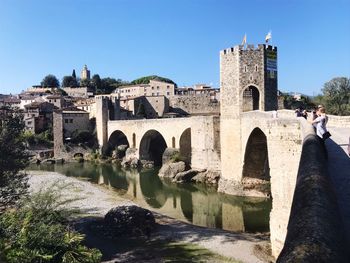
[130,75,177,87]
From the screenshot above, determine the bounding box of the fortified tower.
[219,44,278,189]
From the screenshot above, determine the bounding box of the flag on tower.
[265,31,272,43]
[242,34,247,46]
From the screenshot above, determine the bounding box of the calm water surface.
[28,163,271,233]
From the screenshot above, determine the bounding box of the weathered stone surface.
[158,161,185,178]
[192,170,220,185]
[173,169,199,183]
[104,205,156,237]
[277,134,349,263]
[162,148,179,164]
[141,160,154,169]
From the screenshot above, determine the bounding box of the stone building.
[81,65,90,80]
[53,107,90,158]
[74,98,96,119]
[23,101,55,133]
[115,79,175,99]
[46,95,65,109]
[62,87,94,98]
[121,96,170,118]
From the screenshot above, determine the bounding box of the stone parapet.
[277,127,349,262]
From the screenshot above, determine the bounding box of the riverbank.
[27,170,273,263]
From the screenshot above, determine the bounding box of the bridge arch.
[139,129,167,166]
[241,84,261,112]
[106,130,130,157]
[242,127,270,181]
[179,128,192,166]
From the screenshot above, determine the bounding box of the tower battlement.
[220,44,277,55]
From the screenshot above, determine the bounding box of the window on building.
[69,119,73,123]
[167,86,170,89]
[157,86,159,90]
[151,87,154,90]
[65,119,69,123]
[167,92,170,95]
[152,93,154,96]
[54,99,56,102]
[244,66,247,72]
[27,121,32,125]
[255,65,258,72]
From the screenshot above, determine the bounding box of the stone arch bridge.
[96,101,305,257]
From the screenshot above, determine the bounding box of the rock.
[130,158,140,168]
[192,170,220,184]
[162,148,180,164]
[141,160,154,169]
[125,148,138,161]
[173,169,199,183]
[158,161,186,178]
[104,205,156,238]
[117,144,129,152]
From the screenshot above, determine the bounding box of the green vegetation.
[131,75,177,87]
[282,93,315,110]
[0,183,102,263]
[41,74,60,88]
[62,76,79,87]
[318,77,350,116]
[23,130,53,148]
[0,111,29,212]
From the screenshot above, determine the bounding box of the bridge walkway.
[326,126,350,246]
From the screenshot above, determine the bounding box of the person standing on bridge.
[312,107,330,158]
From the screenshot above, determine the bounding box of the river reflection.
[28,163,271,233]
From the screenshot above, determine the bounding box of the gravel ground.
[27,170,272,263]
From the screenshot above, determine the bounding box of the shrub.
[0,182,102,263]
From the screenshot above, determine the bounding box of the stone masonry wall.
[168,95,220,116]
[106,116,220,171]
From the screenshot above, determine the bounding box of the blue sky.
[0,0,349,96]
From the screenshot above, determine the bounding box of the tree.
[41,74,60,88]
[91,74,102,92]
[131,75,177,87]
[0,111,30,212]
[80,78,91,87]
[0,183,102,262]
[62,76,78,87]
[321,77,350,116]
[72,69,76,79]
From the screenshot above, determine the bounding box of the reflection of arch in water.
[180,190,193,222]
[106,130,130,157]
[100,164,129,193]
[242,85,260,112]
[242,197,272,232]
[139,130,167,166]
[242,128,270,180]
[179,128,191,166]
[139,169,167,208]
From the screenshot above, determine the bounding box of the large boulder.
[162,148,180,164]
[173,169,199,183]
[158,161,186,178]
[104,205,156,237]
[191,170,220,184]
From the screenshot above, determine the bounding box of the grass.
[153,241,241,263]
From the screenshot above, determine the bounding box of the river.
[28,162,271,233]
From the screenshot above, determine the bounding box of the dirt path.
[27,170,272,263]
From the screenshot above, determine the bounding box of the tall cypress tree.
[72,69,76,79]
